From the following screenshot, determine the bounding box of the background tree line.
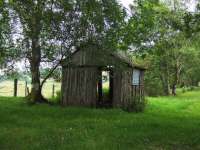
[131,0,200,96]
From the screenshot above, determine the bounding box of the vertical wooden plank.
[109,70,114,103]
[97,68,102,106]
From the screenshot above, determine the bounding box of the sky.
[186,0,198,11]
[120,0,197,12]
[120,0,133,10]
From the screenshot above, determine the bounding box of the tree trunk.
[160,60,170,96]
[171,60,181,96]
[162,78,170,96]
[172,84,176,96]
[29,37,46,103]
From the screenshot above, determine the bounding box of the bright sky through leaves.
[120,0,197,12]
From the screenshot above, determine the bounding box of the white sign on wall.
[132,69,140,85]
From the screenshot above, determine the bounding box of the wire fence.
[0,80,61,98]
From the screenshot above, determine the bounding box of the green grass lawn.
[1,90,200,150]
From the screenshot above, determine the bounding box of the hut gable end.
[63,45,146,70]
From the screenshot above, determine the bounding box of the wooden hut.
[61,43,146,111]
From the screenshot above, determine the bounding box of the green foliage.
[55,90,61,103]
[4,71,27,80]
[0,1,11,65]
[128,1,200,96]
[125,0,160,51]
[0,1,21,74]
[41,68,62,82]
[181,86,200,93]
[144,72,164,96]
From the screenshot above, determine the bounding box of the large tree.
[8,0,126,102]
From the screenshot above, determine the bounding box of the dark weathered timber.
[62,67,98,107]
[97,69,103,106]
[61,44,145,111]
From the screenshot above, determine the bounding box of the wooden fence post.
[52,84,55,98]
[25,81,28,96]
[27,87,30,96]
[14,79,18,97]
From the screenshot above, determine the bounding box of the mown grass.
[0,90,200,150]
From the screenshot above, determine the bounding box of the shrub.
[144,71,164,96]
[123,96,147,113]
[55,90,61,103]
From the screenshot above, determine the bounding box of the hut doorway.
[97,67,113,107]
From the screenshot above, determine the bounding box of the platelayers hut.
[61,43,146,111]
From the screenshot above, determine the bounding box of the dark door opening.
[97,68,113,108]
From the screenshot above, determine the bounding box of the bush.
[144,70,164,96]
[182,87,187,93]
[55,90,61,103]
[181,86,200,93]
[123,96,147,113]
[48,90,61,104]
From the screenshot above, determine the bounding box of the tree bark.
[172,84,176,96]
[11,1,47,103]
[160,60,170,96]
[171,59,181,96]
[29,37,46,103]
[161,76,170,96]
